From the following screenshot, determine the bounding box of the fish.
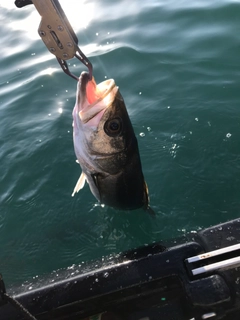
[72,71,151,211]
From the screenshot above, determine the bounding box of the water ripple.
[1,0,240,286]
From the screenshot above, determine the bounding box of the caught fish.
[72,71,150,211]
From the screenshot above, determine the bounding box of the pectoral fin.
[72,172,87,197]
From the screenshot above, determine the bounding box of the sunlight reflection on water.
[1,0,95,37]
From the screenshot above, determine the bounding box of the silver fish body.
[72,72,149,210]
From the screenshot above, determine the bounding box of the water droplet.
[96,32,99,36]
[147,127,151,131]
[104,272,109,278]
[28,286,33,290]
[67,264,75,270]
[167,106,170,109]
[95,278,99,282]
[149,276,152,280]
[48,113,51,116]
[226,133,231,138]
[139,92,142,95]
[195,118,199,121]
[58,107,63,114]
[139,132,145,137]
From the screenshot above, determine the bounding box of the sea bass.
[72,71,149,211]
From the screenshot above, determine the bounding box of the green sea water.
[1,0,240,290]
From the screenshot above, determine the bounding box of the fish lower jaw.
[79,86,119,124]
[87,80,117,109]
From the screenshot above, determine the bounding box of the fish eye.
[104,118,122,136]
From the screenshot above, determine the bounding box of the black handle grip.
[15,0,33,8]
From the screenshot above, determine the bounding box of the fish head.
[73,72,134,166]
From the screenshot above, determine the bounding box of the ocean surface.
[1,0,240,290]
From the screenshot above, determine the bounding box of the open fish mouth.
[77,72,118,125]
